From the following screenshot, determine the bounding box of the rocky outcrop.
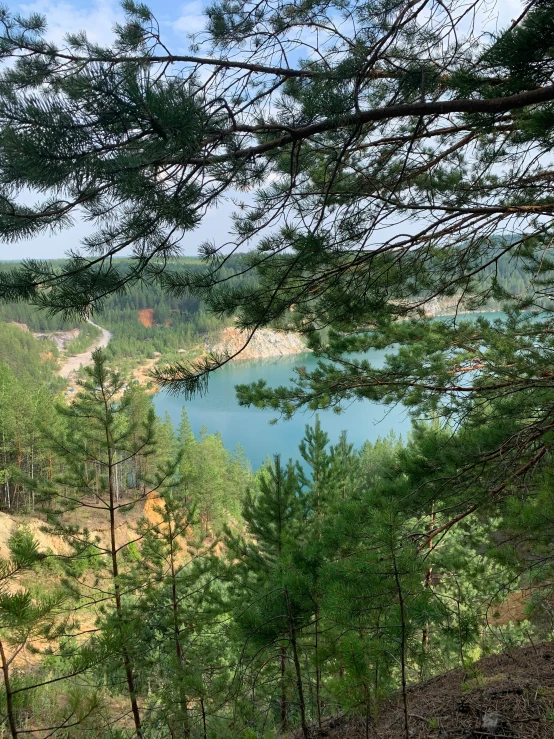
[33,328,79,350]
[204,327,308,361]
[138,308,154,327]
[8,320,80,350]
[424,295,501,317]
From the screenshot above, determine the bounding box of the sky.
[3,0,523,260]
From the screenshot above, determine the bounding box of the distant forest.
[0,248,535,365]
[0,256,257,363]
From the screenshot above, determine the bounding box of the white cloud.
[173,1,206,36]
[17,0,123,48]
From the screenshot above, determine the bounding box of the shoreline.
[50,307,535,395]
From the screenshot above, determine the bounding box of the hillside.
[0,257,256,368]
[0,320,62,388]
[315,643,554,738]
[0,249,535,371]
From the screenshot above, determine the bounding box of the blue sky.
[16,0,208,56]
[3,0,522,260]
[3,0,236,260]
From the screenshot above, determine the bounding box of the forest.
[1,0,554,737]
[0,258,257,367]
[3,347,550,739]
[0,249,533,376]
[0,301,544,739]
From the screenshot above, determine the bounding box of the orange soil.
[143,491,166,527]
[138,308,154,327]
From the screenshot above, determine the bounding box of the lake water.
[153,312,507,469]
[154,349,412,469]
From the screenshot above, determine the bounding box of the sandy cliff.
[204,326,308,361]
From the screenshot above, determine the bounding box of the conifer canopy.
[1,1,554,452]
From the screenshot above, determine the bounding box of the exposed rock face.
[8,320,80,350]
[393,295,499,318]
[424,295,502,317]
[424,295,478,317]
[10,322,81,350]
[204,327,308,361]
[33,328,79,350]
[138,308,154,327]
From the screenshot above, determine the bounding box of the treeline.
[0,250,534,369]
[0,324,66,510]
[0,257,256,364]
[0,361,248,525]
[478,253,529,300]
[101,305,223,362]
[0,351,550,739]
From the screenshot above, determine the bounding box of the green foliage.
[0,527,70,738]
[1,0,554,729]
[0,320,60,385]
[64,321,101,355]
[8,525,39,568]
[0,256,256,366]
[0,382,551,737]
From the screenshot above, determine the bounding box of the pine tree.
[0,528,74,739]
[177,408,196,506]
[297,416,334,522]
[321,489,432,736]
[226,455,304,735]
[330,431,358,502]
[40,349,164,738]
[0,1,551,417]
[228,456,301,579]
[0,0,553,546]
[128,479,222,738]
[295,418,336,727]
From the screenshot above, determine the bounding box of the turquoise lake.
[153,312,507,469]
[154,348,412,469]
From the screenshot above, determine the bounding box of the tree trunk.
[390,528,409,739]
[315,603,322,728]
[106,419,143,738]
[284,587,309,739]
[0,638,18,739]
[280,645,288,733]
[200,696,207,739]
[169,520,191,738]
[421,505,435,663]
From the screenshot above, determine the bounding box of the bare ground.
[305,643,554,739]
[138,308,154,327]
[58,321,111,379]
[131,353,161,390]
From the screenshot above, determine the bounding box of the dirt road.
[58,321,112,379]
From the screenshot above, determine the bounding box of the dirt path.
[58,320,112,379]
